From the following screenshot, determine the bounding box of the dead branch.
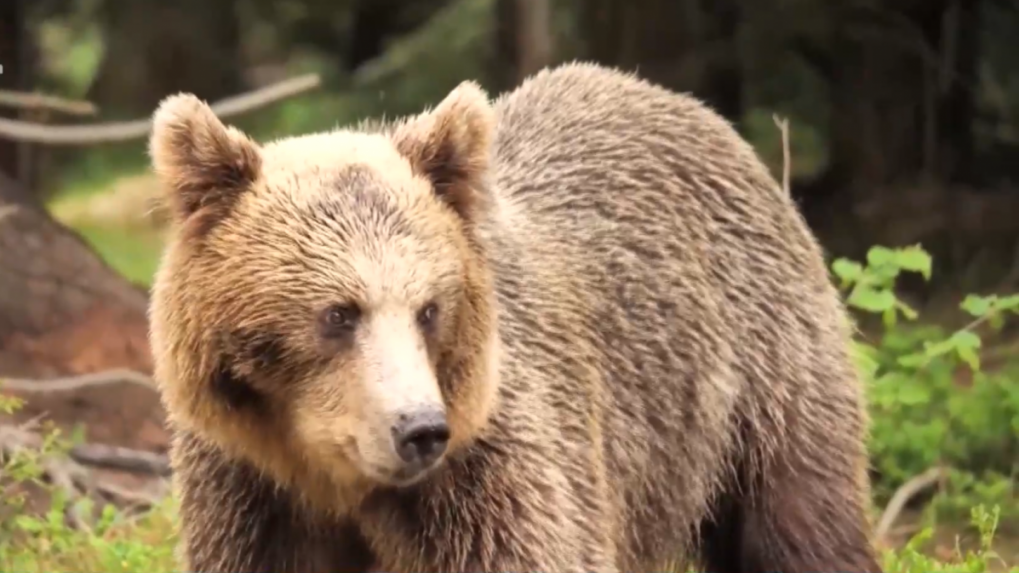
[69,443,171,477]
[94,477,169,512]
[0,90,98,116]
[0,422,171,478]
[0,73,321,145]
[515,0,554,83]
[0,368,156,394]
[875,466,946,542]
[772,114,791,196]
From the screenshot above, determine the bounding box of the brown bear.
[147,61,883,573]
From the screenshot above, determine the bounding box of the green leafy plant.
[0,385,178,572]
[833,245,1019,527]
[883,505,1018,573]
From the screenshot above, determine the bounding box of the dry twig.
[874,466,946,542]
[0,90,98,116]
[772,114,792,196]
[69,443,171,477]
[0,73,321,145]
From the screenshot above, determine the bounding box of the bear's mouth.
[343,441,444,488]
[360,457,443,488]
[389,460,442,486]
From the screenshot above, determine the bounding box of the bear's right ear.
[149,94,262,230]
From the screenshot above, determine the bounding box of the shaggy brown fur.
[148,62,882,573]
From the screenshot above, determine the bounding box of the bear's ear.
[149,94,262,230]
[392,81,496,222]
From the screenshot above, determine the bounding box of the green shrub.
[833,245,1019,528]
[883,505,1018,572]
[0,394,178,572]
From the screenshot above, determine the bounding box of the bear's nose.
[391,408,450,467]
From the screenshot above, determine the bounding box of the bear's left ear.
[149,94,262,232]
[392,81,496,222]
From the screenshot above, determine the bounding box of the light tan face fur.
[147,83,500,503]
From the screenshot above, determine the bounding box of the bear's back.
[479,62,861,567]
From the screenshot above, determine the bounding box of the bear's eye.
[320,303,361,337]
[417,302,439,331]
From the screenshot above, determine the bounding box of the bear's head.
[147,82,501,508]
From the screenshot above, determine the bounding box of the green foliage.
[0,386,178,572]
[883,506,1018,573]
[70,222,166,287]
[832,245,1019,524]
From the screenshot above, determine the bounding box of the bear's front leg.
[173,430,376,573]
[357,437,617,573]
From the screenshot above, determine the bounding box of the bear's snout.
[391,407,450,470]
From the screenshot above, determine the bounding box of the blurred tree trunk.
[493,0,520,91]
[939,0,979,185]
[346,0,453,71]
[698,0,742,121]
[0,173,152,379]
[247,0,448,76]
[348,0,399,70]
[493,0,554,91]
[515,0,554,83]
[577,0,744,122]
[790,0,992,287]
[0,0,38,189]
[87,0,244,117]
[0,0,22,178]
[802,0,980,196]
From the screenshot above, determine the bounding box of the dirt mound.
[0,300,168,479]
[0,304,168,515]
[1,173,169,513]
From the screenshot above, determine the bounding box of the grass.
[0,497,180,573]
[71,222,165,286]
[45,171,166,287]
[1,493,1016,572]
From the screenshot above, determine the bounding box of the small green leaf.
[13,515,43,532]
[897,352,928,369]
[897,381,931,405]
[961,294,993,318]
[831,259,863,283]
[882,307,898,328]
[950,330,982,350]
[848,285,897,313]
[989,313,1006,331]
[998,294,1019,313]
[851,343,880,378]
[867,246,897,267]
[957,345,981,372]
[894,245,933,280]
[926,338,952,353]
[868,263,901,286]
[896,300,918,320]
